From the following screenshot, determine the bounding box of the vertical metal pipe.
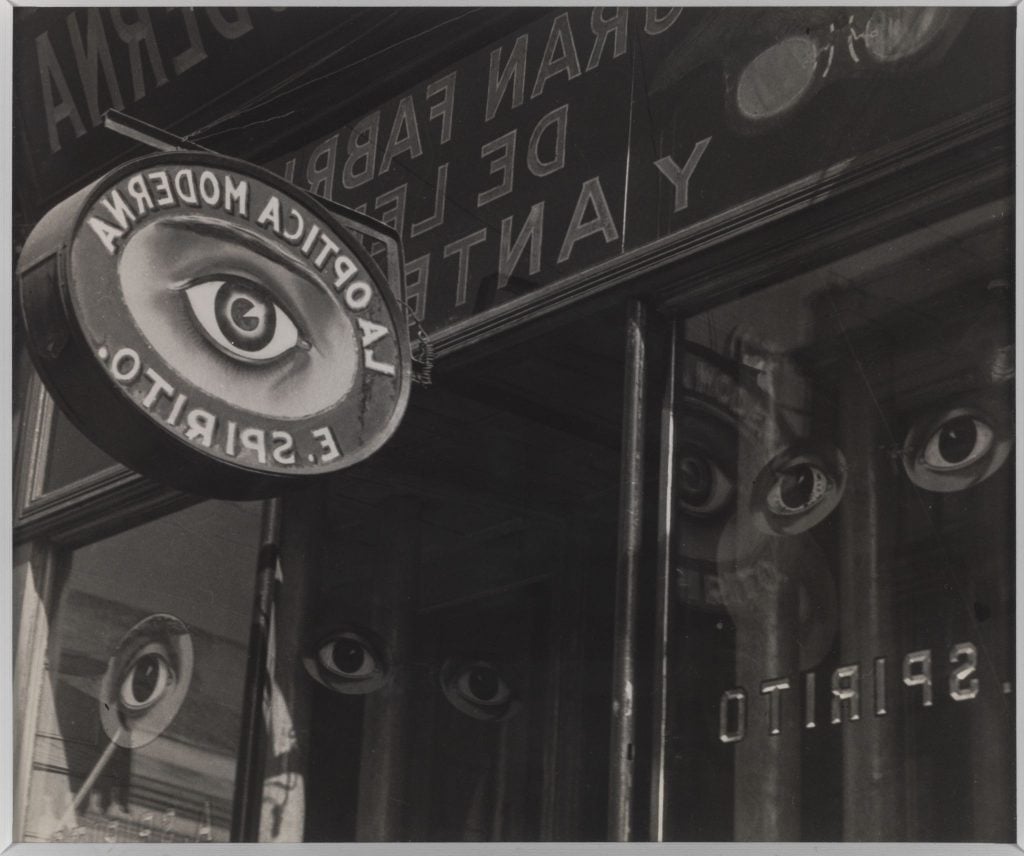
[13,545,57,842]
[731,343,804,841]
[732,567,801,841]
[608,300,648,841]
[837,363,904,840]
[648,319,677,842]
[231,497,283,842]
[355,495,421,841]
[256,486,318,842]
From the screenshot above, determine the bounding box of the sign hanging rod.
[102,109,211,153]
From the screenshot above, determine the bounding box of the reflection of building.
[12,7,1015,844]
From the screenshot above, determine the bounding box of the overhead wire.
[184,9,504,238]
[184,8,397,143]
[189,8,480,144]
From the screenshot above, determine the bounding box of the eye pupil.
[331,639,366,675]
[679,456,712,505]
[215,281,276,351]
[468,666,500,701]
[230,297,260,332]
[938,415,977,464]
[779,464,815,510]
[310,631,387,693]
[184,277,301,364]
[131,654,161,704]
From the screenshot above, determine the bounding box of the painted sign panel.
[17,152,411,498]
[267,7,1012,334]
[269,8,639,329]
[13,7,353,212]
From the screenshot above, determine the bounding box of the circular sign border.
[18,151,412,499]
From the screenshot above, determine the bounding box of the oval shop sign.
[18,152,412,498]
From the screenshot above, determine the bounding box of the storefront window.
[19,501,262,843]
[291,307,626,841]
[660,202,1014,841]
[9,4,1013,845]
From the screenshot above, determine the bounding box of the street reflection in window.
[664,205,1013,841]
[21,502,261,843]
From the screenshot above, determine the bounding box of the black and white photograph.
[6,4,1019,846]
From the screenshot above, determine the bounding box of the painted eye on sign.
[17,152,412,498]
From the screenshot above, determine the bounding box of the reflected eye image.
[441,658,519,722]
[678,443,736,518]
[99,614,194,749]
[765,463,830,516]
[903,403,1011,493]
[118,645,174,712]
[921,414,993,470]
[304,628,388,695]
[674,398,755,568]
[183,275,304,363]
[751,446,846,535]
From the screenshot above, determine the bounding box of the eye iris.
[131,654,161,704]
[331,639,366,675]
[214,282,276,351]
[774,464,828,513]
[467,666,500,702]
[679,456,712,506]
[937,415,977,464]
[780,464,814,509]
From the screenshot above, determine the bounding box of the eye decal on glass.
[440,658,520,722]
[751,446,846,535]
[99,614,194,749]
[677,443,736,518]
[921,414,993,470]
[303,628,388,695]
[903,404,1011,493]
[183,276,305,363]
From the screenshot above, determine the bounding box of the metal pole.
[837,367,904,840]
[355,496,420,841]
[608,300,648,841]
[230,497,283,842]
[648,319,676,842]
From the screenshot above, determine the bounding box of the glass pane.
[43,404,120,493]
[20,500,262,843]
[295,307,625,841]
[662,204,1014,841]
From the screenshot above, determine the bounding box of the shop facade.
[11,7,1016,843]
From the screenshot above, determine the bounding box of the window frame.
[14,373,195,548]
